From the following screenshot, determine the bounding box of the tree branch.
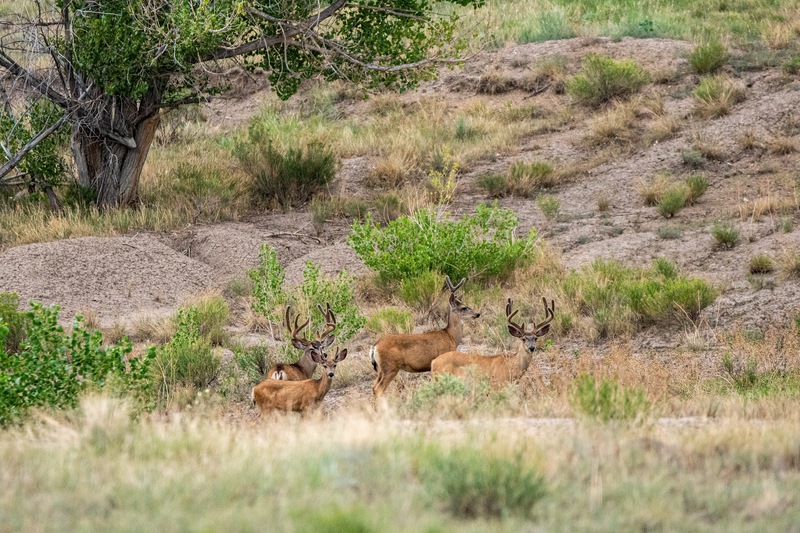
[0,113,68,180]
[0,50,69,108]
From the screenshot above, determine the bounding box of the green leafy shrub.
[348,203,536,286]
[720,353,800,398]
[566,54,651,106]
[0,292,27,354]
[688,40,728,74]
[657,187,686,218]
[365,307,414,335]
[405,372,514,416]
[0,303,149,427]
[711,221,740,248]
[152,307,220,406]
[249,244,365,343]
[417,444,545,518]
[235,136,336,209]
[572,373,650,421]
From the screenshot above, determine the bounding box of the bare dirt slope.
[1,37,799,334]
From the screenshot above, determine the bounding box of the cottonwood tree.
[0,0,482,207]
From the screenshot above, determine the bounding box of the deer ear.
[291,338,306,350]
[320,335,335,348]
[507,324,524,338]
[536,323,551,337]
[335,348,348,362]
[310,350,324,364]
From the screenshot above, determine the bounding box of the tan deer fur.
[432,298,554,385]
[370,276,480,396]
[252,348,347,414]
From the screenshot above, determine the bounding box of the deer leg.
[373,368,399,396]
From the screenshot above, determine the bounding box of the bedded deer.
[431,297,554,384]
[268,303,336,381]
[370,275,480,396]
[252,347,348,414]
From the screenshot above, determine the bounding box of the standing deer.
[370,275,481,396]
[268,303,336,380]
[432,297,554,384]
[251,347,348,414]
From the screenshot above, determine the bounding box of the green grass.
[566,54,651,107]
[688,39,729,74]
[572,373,650,422]
[712,221,741,249]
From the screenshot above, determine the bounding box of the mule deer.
[432,298,554,384]
[370,275,480,396]
[268,304,336,381]
[252,347,348,414]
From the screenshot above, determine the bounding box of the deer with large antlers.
[432,298,555,384]
[252,347,348,414]
[370,275,481,396]
[268,303,337,381]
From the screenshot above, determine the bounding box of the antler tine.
[535,297,555,330]
[284,305,292,334]
[293,312,310,341]
[317,302,337,339]
[444,275,453,292]
[452,277,466,292]
[505,298,525,333]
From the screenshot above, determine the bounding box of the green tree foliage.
[348,203,537,285]
[1,0,484,206]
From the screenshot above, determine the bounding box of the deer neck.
[315,372,333,401]
[297,351,317,378]
[445,308,464,346]
[514,343,535,377]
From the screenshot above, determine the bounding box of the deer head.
[445,275,481,319]
[506,297,554,353]
[311,347,348,378]
[285,303,337,354]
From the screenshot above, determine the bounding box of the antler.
[505,298,526,337]
[534,297,555,332]
[285,305,310,345]
[317,302,337,340]
[444,275,466,293]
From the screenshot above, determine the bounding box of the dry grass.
[130,313,176,344]
[585,102,638,146]
[762,21,796,50]
[778,249,800,280]
[693,75,747,119]
[768,135,798,155]
[636,173,673,206]
[739,129,763,150]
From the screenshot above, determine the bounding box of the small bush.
[657,187,686,218]
[711,221,740,249]
[681,149,707,168]
[656,225,683,240]
[507,161,557,195]
[683,175,708,205]
[476,173,507,198]
[566,54,651,107]
[0,292,27,354]
[153,307,220,402]
[688,40,728,74]
[572,373,650,421]
[783,55,800,75]
[693,75,746,119]
[536,193,560,221]
[778,250,800,280]
[748,255,775,275]
[418,444,545,519]
[636,174,671,206]
[720,353,800,397]
[349,203,536,286]
[236,139,335,209]
[188,293,230,346]
[365,307,414,335]
[234,344,275,383]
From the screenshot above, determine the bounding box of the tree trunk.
[71,111,160,208]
